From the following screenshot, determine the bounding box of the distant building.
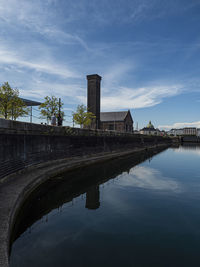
[183,127,197,135]
[176,128,184,136]
[167,128,198,136]
[100,111,133,133]
[197,129,200,137]
[140,121,160,135]
[168,128,184,136]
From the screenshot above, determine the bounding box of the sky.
[0,0,200,129]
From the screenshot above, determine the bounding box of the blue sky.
[0,0,200,129]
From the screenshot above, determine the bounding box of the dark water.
[10,145,200,267]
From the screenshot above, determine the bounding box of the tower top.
[147,121,154,128]
[87,74,102,80]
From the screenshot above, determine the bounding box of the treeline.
[0,82,64,123]
[0,82,95,128]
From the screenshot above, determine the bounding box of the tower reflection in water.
[85,185,100,210]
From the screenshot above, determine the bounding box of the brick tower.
[87,74,101,129]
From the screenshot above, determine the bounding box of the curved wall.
[0,118,171,180]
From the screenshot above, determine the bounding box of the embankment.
[0,118,171,181]
[181,136,200,143]
[0,118,172,267]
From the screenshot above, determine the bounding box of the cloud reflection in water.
[116,166,181,193]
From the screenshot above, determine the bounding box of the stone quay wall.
[181,136,200,143]
[0,118,172,180]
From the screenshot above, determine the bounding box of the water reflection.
[11,147,166,244]
[176,143,200,153]
[85,186,100,210]
[117,166,181,192]
[12,145,200,267]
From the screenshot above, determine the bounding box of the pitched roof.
[100,111,129,122]
[141,127,156,131]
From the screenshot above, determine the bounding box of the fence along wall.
[0,118,171,180]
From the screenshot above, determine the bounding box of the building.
[100,111,133,132]
[175,128,184,136]
[183,127,197,136]
[167,128,184,136]
[140,121,160,135]
[167,128,198,136]
[87,74,134,132]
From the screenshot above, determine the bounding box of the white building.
[167,128,184,136]
[140,121,161,135]
[183,127,197,136]
[168,127,199,136]
[197,129,200,137]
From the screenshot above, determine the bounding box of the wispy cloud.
[159,121,200,130]
[0,44,79,79]
[34,27,90,51]
[0,0,89,51]
[100,84,182,111]
[77,82,183,111]
[19,80,85,101]
[1,0,193,32]
[102,62,135,91]
[0,0,199,123]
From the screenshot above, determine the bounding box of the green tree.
[73,104,96,128]
[0,82,28,120]
[39,96,64,123]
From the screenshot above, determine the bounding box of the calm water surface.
[10,145,200,267]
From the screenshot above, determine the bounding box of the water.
[10,145,200,267]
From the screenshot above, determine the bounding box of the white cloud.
[159,121,200,130]
[0,0,198,115]
[76,81,183,111]
[101,84,182,111]
[102,62,134,91]
[0,44,79,79]
[29,26,90,51]
[19,80,85,101]
[130,1,150,22]
[0,0,89,51]
[0,0,48,28]
[0,0,190,31]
